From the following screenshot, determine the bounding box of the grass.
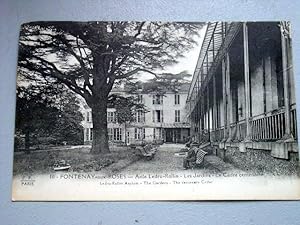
[13,146,141,175]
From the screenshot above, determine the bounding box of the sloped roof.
[124,81,191,94]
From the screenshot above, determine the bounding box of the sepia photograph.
[12,21,300,201]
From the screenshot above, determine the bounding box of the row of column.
[200,22,294,145]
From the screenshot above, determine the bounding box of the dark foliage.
[17,21,204,153]
[15,85,84,151]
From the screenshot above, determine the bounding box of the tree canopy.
[125,70,192,95]
[108,94,146,125]
[17,21,204,154]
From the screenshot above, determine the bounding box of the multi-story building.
[83,83,190,145]
[187,22,298,161]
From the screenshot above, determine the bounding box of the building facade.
[83,84,190,145]
[187,22,298,160]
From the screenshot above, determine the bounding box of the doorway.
[165,129,181,143]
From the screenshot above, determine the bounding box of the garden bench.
[135,144,157,160]
[195,148,208,165]
[189,148,208,168]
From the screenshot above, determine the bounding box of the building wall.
[237,79,245,121]
[82,89,190,144]
[219,98,225,127]
[250,61,265,116]
[83,108,126,144]
[143,92,188,125]
[249,50,284,117]
[265,55,279,111]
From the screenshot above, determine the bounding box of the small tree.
[51,93,84,145]
[108,94,146,144]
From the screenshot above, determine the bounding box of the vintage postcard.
[12,21,300,201]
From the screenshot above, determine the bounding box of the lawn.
[13,145,140,175]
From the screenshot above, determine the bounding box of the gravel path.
[122,144,185,174]
[122,143,243,174]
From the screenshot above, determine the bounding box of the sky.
[137,24,207,82]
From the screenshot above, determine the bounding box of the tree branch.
[115,68,158,80]
[22,55,91,100]
[134,22,146,38]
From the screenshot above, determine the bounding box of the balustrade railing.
[229,120,246,141]
[197,106,297,143]
[213,127,225,142]
[290,105,297,140]
[251,110,285,141]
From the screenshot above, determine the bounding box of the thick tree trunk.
[90,98,110,154]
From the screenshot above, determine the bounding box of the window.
[152,95,163,104]
[85,128,93,141]
[135,128,145,140]
[153,128,162,140]
[113,128,122,141]
[85,128,90,141]
[107,111,116,123]
[108,128,122,141]
[175,110,180,122]
[137,94,143,103]
[175,94,180,105]
[90,128,93,141]
[136,110,145,123]
[153,110,163,123]
[86,111,91,122]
